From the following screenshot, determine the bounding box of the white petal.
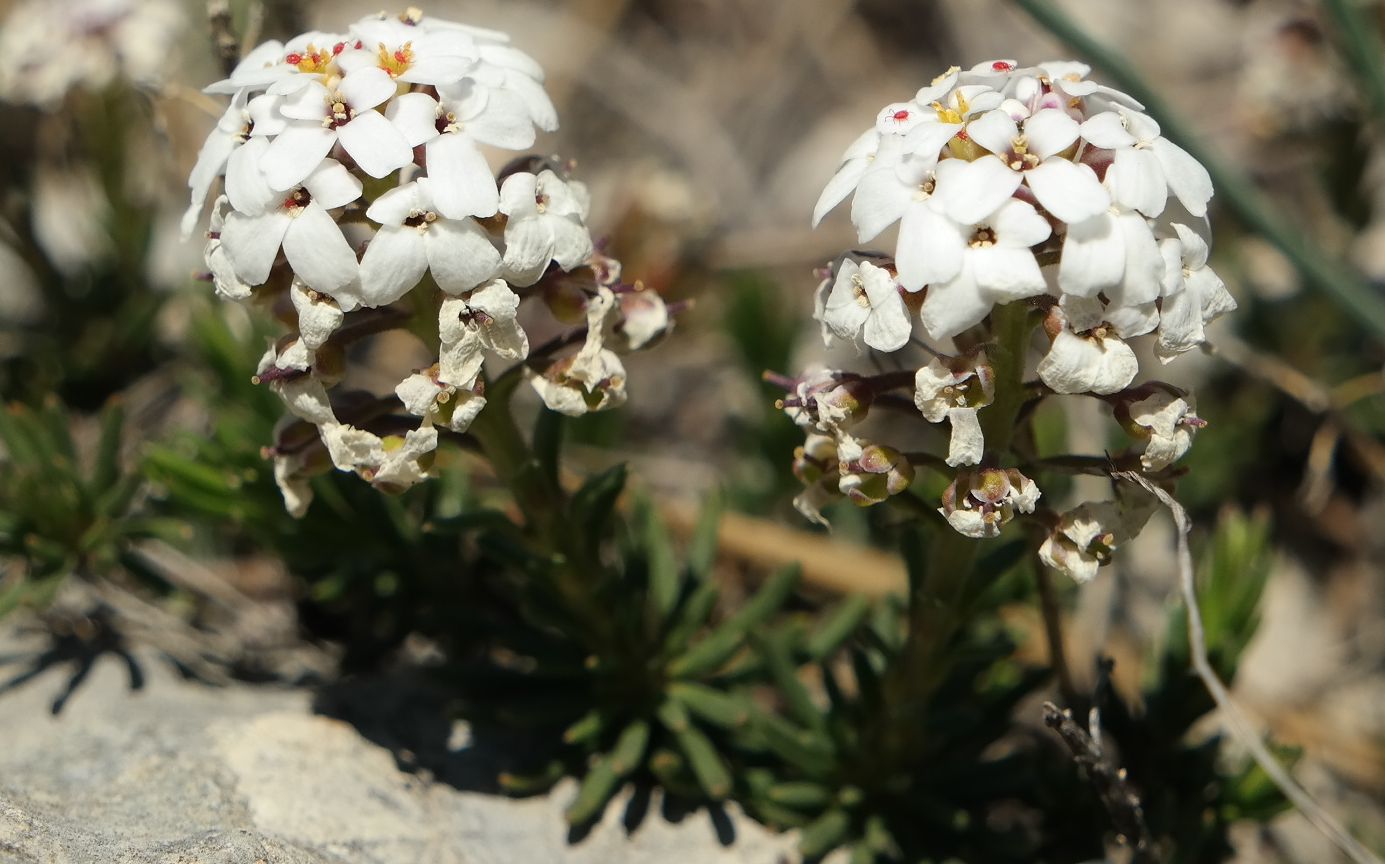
[990,198,1051,248]
[1111,211,1163,306]
[497,171,538,216]
[965,110,1019,155]
[896,201,965,289]
[945,407,984,466]
[862,298,912,352]
[1151,137,1212,217]
[387,92,443,146]
[290,278,344,350]
[970,246,1046,300]
[1058,213,1124,297]
[338,110,413,178]
[920,265,991,340]
[468,88,537,149]
[1108,147,1166,217]
[364,182,420,226]
[1171,222,1209,269]
[1078,112,1135,149]
[427,133,499,218]
[262,124,337,191]
[224,137,277,215]
[1026,159,1108,223]
[937,155,1022,225]
[548,218,594,271]
[850,166,912,242]
[1037,328,1138,395]
[1155,288,1204,358]
[358,225,429,306]
[340,66,400,111]
[302,159,363,210]
[282,205,358,295]
[221,210,291,285]
[502,218,553,286]
[426,218,503,293]
[813,157,868,227]
[1023,108,1079,159]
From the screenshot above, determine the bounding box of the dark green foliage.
[0,396,168,618]
[452,479,816,826]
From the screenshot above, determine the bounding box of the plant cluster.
[0,4,1355,863]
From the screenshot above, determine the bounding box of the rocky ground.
[0,625,796,864]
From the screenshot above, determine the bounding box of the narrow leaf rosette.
[187,8,671,514]
[777,60,1234,578]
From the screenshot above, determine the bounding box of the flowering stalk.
[780,57,1238,787]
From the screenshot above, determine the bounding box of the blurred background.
[1,0,1384,861]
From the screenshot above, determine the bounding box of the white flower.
[203,33,350,96]
[219,159,362,300]
[1126,390,1202,470]
[939,466,1040,539]
[204,197,253,301]
[916,196,1051,340]
[822,259,911,352]
[395,367,487,433]
[254,342,336,426]
[438,279,528,386]
[1079,107,1213,218]
[1039,501,1122,583]
[290,278,343,351]
[1056,206,1164,304]
[184,90,253,237]
[359,179,502,306]
[340,13,478,85]
[529,287,627,415]
[388,79,543,219]
[262,66,413,190]
[322,424,437,492]
[272,447,316,519]
[914,354,995,467]
[1155,223,1236,359]
[781,369,872,434]
[966,107,1110,224]
[499,170,594,286]
[609,285,672,351]
[1037,308,1139,396]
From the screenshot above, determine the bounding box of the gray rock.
[0,627,797,864]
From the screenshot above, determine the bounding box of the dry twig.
[1114,471,1385,864]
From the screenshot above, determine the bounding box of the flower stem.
[870,301,1035,765]
[467,378,611,649]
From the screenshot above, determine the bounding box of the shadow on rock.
[0,606,143,714]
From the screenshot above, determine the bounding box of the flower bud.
[938,467,1040,539]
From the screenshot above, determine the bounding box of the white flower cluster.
[187,8,670,516]
[788,61,1234,581]
[0,0,184,106]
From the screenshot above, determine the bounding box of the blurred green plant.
[0,396,175,618]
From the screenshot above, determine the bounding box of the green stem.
[467,379,611,649]
[871,302,1035,764]
[1012,0,1385,343]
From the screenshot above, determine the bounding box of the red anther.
[957,129,970,140]
[992,60,1014,71]
[394,49,408,63]
[332,42,346,55]
[285,52,303,65]
[892,109,910,121]
[354,40,364,49]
